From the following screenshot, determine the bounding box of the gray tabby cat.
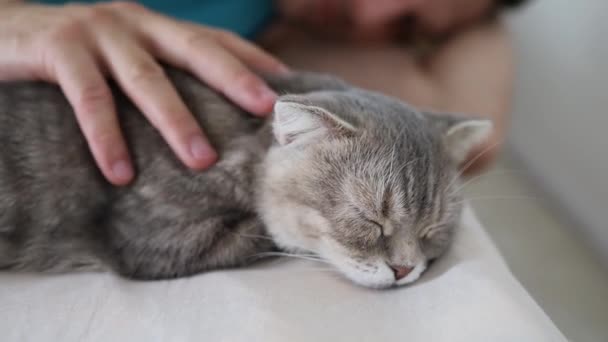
[0,67,490,288]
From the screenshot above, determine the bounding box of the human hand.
[0,1,288,185]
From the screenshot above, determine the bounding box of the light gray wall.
[506,0,608,263]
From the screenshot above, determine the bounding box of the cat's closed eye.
[365,218,385,238]
[420,224,445,240]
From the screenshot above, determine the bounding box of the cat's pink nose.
[389,265,414,280]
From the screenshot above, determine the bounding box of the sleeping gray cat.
[0,67,491,288]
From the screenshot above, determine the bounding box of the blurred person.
[269,0,527,175]
[0,0,528,185]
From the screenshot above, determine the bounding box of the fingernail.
[189,135,216,163]
[112,160,134,182]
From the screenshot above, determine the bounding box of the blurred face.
[277,0,496,40]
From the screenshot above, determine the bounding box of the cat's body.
[0,67,490,288]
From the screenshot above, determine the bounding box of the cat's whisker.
[448,168,527,196]
[455,194,541,205]
[249,252,329,264]
[420,221,447,236]
[290,266,337,273]
[445,138,505,192]
[231,232,274,241]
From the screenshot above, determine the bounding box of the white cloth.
[0,205,566,342]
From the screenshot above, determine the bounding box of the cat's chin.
[394,262,427,286]
[336,260,427,289]
[315,242,427,289]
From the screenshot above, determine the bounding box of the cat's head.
[258,88,491,288]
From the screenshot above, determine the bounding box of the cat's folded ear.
[426,112,493,165]
[272,99,356,146]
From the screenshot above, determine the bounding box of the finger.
[158,31,277,116]
[50,42,134,185]
[95,31,217,170]
[132,13,278,116]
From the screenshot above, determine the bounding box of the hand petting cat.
[0,0,519,186]
[0,1,288,185]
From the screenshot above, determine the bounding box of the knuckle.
[89,128,120,150]
[106,1,147,13]
[81,6,117,26]
[75,83,112,115]
[157,109,194,133]
[128,60,164,84]
[230,71,260,92]
[184,32,212,50]
[213,29,238,43]
[47,17,85,42]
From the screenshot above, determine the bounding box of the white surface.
[466,156,608,341]
[0,206,565,342]
[506,0,608,263]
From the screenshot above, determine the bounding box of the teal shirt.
[38,0,275,39]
